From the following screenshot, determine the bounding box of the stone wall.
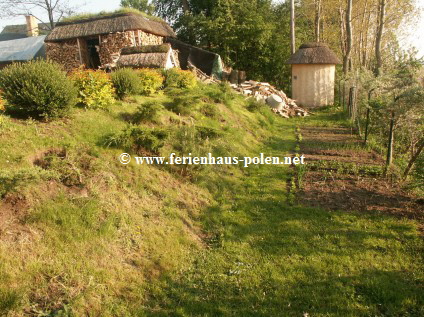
[46,39,81,72]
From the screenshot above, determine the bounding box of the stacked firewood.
[230,81,309,118]
[46,41,81,72]
[99,32,133,65]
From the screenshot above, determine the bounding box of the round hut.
[287,42,341,108]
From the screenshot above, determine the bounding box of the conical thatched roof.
[45,13,175,42]
[287,42,341,64]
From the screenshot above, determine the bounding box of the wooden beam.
[77,38,83,65]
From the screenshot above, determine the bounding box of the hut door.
[86,38,101,69]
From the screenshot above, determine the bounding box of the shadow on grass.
[141,151,422,316]
[138,112,422,316]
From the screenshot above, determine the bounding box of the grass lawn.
[0,87,422,316]
[142,114,423,317]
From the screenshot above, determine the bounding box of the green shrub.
[246,98,266,112]
[0,90,5,112]
[202,82,234,105]
[106,125,168,155]
[196,126,222,140]
[164,68,197,89]
[0,167,57,197]
[200,103,219,118]
[137,69,164,95]
[132,101,164,123]
[0,60,77,119]
[111,68,141,99]
[70,68,115,109]
[164,88,202,116]
[166,95,197,116]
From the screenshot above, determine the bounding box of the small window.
[293,75,298,80]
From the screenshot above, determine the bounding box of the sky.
[0,0,423,57]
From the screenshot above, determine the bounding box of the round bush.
[164,68,197,89]
[0,90,5,112]
[111,68,141,100]
[137,69,164,95]
[133,101,163,123]
[70,68,115,109]
[0,60,77,119]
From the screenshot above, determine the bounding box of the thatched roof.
[287,42,341,64]
[117,53,168,68]
[45,13,175,42]
[120,44,170,55]
[117,44,173,68]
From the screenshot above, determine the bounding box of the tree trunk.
[343,0,353,75]
[339,5,346,58]
[364,107,371,145]
[181,0,190,14]
[314,0,322,42]
[358,0,368,68]
[403,139,424,180]
[384,110,395,175]
[44,0,55,29]
[364,89,374,145]
[290,0,295,54]
[362,7,372,68]
[375,0,386,76]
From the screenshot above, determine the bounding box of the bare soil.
[299,126,424,222]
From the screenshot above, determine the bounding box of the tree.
[314,0,321,42]
[403,138,424,180]
[290,0,295,54]
[121,0,155,15]
[0,0,76,29]
[375,0,386,76]
[343,0,353,75]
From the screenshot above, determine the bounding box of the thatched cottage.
[44,12,176,71]
[287,42,341,108]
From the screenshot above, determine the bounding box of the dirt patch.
[300,172,423,220]
[298,125,423,223]
[302,126,360,143]
[32,148,66,168]
[305,154,383,166]
[0,180,88,243]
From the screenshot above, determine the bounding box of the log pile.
[99,32,133,66]
[46,40,81,72]
[230,80,309,118]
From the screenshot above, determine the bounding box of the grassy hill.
[0,84,422,316]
